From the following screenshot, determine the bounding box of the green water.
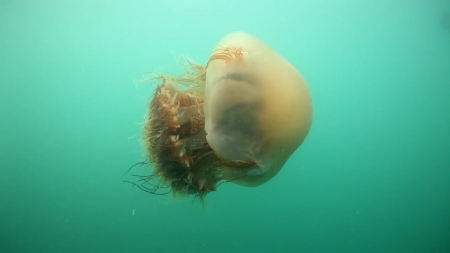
[1,0,449,252]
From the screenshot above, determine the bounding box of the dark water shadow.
[441,11,450,34]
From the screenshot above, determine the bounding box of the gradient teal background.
[1,0,449,252]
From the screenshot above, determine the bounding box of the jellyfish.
[125,32,312,200]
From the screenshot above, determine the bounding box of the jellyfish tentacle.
[177,104,203,125]
[207,46,247,65]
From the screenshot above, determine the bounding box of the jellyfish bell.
[128,32,312,200]
[204,32,312,187]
